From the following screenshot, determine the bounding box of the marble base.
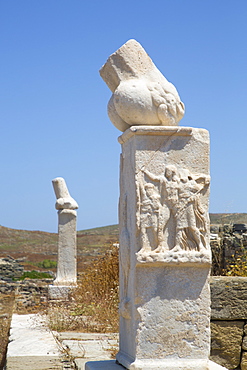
[85,360,227,370]
[48,284,75,300]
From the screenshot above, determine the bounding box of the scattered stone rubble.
[211,223,247,275]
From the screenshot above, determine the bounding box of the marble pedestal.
[48,209,77,299]
[48,284,73,300]
[54,209,77,285]
[87,126,226,370]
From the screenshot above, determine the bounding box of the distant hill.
[0,224,119,273]
[78,224,119,236]
[0,214,247,272]
[0,225,58,253]
[209,213,247,225]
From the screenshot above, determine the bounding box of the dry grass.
[47,244,119,333]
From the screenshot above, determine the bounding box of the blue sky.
[1,1,247,232]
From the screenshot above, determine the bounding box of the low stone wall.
[0,279,53,311]
[0,257,24,281]
[210,276,247,369]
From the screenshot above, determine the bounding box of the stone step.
[5,314,67,370]
[5,314,118,370]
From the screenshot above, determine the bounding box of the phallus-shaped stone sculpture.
[100,39,185,132]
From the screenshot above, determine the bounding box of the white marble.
[86,127,226,370]
[97,40,225,370]
[100,39,185,131]
[53,209,77,286]
[115,126,212,369]
[7,314,59,357]
[49,177,78,299]
[52,177,78,210]
[48,284,72,300]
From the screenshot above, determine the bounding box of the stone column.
[86,39,226,370]
[49,177,78,299]
[116,126,211,369]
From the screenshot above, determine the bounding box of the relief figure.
[139,165,210,252]
[173,169,210,252]
[138,182,160,252]
[137,167,174,252]
[141,165,179,251]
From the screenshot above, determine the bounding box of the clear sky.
[1,1,247,232]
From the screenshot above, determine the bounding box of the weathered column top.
[52,177,78,211]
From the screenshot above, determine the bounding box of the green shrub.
[16,270,53,280]
[37,259,57,269]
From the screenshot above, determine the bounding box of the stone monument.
[48,177,78,300]
[86,40,226,369]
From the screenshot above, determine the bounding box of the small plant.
[16,270,53,280]
[37,259,57,269]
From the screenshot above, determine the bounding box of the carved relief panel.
[136,165,210,254]
[119,126,211,263]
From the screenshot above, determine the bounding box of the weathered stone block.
[210,276,247,320]
[115,126,212,369]
[210,320,244,369]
